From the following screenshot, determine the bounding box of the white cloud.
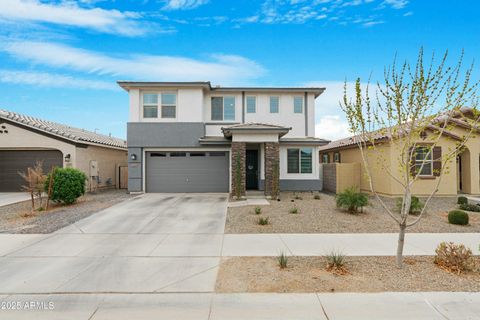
[382,0,408,9]
[0,70,116,90]
[315,115,350,140]
[0,0,145,36]
[163,0,209,10]
[2,41,266,84]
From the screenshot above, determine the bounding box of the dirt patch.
[225,192,480,233]
[215,256,480,293]
[0,189,133,233]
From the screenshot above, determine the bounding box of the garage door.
[146,151,229,192]
[0,150,63,192]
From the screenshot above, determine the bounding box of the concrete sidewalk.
[0,292,478,319]
[0,193,30,207]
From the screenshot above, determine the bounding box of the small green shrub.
[448,210,469,225]
[289,207,298,214]
[457,196,468,205]
[257,217,269,225]
[325,251,348,275]
[314,194,321,200]
[335,187,368,213]
[254,207,262,215]
[278,252,288,269]
[44,168,87,205]
[396,196,423,215]
[434,242,476,274]
[294,194,303,200]
[459,203,480,212]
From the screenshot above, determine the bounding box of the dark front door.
[246,150,258,190]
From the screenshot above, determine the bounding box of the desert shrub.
[254,207,262,215]
[294,194,303,200]
[448,210,469,225]
[44,167,87,205]
[457,196,468,205]
[335,187,368,213]
[314,194,321,200]
[325,251,348,275]
[395,196,423,215]
[289,207,298,214]
[459,203,480,212]
[277,252,288,269]
[434,242,476,274]
[257,217,269,225]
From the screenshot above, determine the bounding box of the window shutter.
[409,147,417,177]
[432,146,442,177]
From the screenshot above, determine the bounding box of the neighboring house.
[118,81,329,195]
[319,107,480,196]
[0,110,128,192]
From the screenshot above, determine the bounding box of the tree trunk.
[396,223,407,268]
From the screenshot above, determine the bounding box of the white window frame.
[142,93,158,118]
[270,96,279,113]
[246,96,256,113]
[287,148,313,174]
[415,146,433,176]
[293,96,303,114]
[211,96,236,121]
[142,92,177,120]
[160,92,177,119]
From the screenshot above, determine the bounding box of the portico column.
[231,141,246,198]
[264,142,280,198]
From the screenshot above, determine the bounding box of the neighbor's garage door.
[0,150,63,192]
[146,151,229,192]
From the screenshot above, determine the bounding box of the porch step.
[245,191,266,199]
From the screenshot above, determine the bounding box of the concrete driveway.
[0,192,30,207]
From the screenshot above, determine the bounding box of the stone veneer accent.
[231,142,246,198]
[264,142,280,198]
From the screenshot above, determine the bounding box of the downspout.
[304,91,308,136]
[242,91,245,123]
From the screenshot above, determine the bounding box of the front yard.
[225,192,480,233]
[216,256,480,293]
[0,189,132,233]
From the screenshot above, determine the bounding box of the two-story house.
[118,81,329,197]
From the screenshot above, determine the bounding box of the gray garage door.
[146,151,229,192]
[0,150,63,192]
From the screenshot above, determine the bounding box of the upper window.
[334,152,341,163]
[287,148,313,174]
[293,96,303,114]
[143,94,158,118]
[143,93,176,119]
[322,153,329,163]
[415,146,433,176]
[161,93,176,118]
[270,96,279,113]
[246,96,256,113]
[211,97,235,121]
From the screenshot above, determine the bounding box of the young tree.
[341,49,479,268]
[18,161,47,213]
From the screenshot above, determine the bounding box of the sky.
[0,0,478,140]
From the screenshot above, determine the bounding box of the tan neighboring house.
[0,109,128,192]
[319,108,480,197]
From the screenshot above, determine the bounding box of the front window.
[211,96,235,121]
[143,93,176,119]
[161,93,176,118]
[322,153,329,163]
[143,93,158,118]
[415,146,433,176]
[294,96,303,114]
[334,152,341,163]
[287,148,313,173]
[270,96,279,113]
[246,96,256,113]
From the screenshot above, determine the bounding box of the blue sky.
[0,0,478,140]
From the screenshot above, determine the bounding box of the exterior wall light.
[130,154,137,161]
[64,154,71,162]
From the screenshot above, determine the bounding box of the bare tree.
[18,161,47,213]
[341,49,480,268]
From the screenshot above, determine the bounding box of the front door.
[246,150,259,190]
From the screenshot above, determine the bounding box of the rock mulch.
[0,189,133,234]
[216,256,480,293]
[225,192,480,233]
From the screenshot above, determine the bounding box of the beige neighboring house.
[319,108,480,197]
[0,109,128,192]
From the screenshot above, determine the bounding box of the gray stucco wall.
[128,147,142,192]
[127,122,205,147]
[259,179,323,191]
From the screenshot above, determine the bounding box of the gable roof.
[0,109,127,150]
[319,107,477,152]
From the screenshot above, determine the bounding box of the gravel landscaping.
[225,192,480,233]
[216,256,480,293]
[0,189,132,233]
